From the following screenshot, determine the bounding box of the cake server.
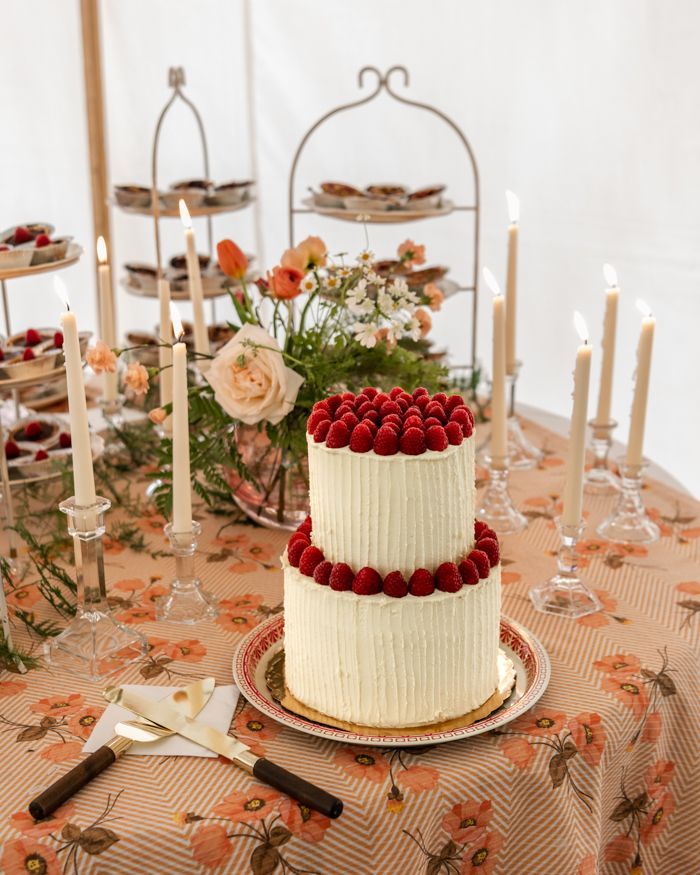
[105,685,344,819]
[29,677,215,820]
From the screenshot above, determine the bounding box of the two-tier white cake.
[282,386,501,728]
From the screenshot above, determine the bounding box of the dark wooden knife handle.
[253,757,343,818]
[28,746,116,820]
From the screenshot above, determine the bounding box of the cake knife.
[29,677,215,820]
[105,685,344,819]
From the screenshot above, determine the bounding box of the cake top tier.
[306,386,474,456]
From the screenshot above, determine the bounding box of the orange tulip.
[268,265,303,300]
[217,239,248,280]
[281,248,306,272]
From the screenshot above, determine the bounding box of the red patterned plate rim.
[232,613,551,747]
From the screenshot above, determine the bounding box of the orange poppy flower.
[267,265,303,300]
[676,580,700,595]
[145,636,171,656]
[605,833,635,862]
[333,747,390,783]
[601,672,649,718]
[460,829,503,875]
[576,853,597,875]
[67,707,104,740]
[576,539,608,556]
[680,526,700,539]
[1,838,61,875]
[645,507,673,537]
[189,824,233,868]
[227,561,259,574]
[399,763,439,793]
[141,584,170,606]
[501,570,522,586]
[278,797,331,843]
[217,239,248,280]
[115,605,156,624]
[593,653,641,675]
[611,542,648,558]
[112,577,146,592]
[215,612,260,634]
[577,590,617,628]
[0,678,27,698]
[233,706,281,755]
[510,707,566,736]
[644,760,674,796]
[6,586,41,609]
[212,532,251,549]
[9,802,75,838]
[102,535,125,554]
[40,741,83,763]
[237,541,275,563]
[213,786,280,823]
[295,236,327,270]
[30,693,84,717]
[442,799,492,844]
[219,594,264,612]
[641,711,662,743]
[499,735,534,770]
[640,790,675,845]
[567,712,606,765]
[166,639,207,663]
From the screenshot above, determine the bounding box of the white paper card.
[84,683,239,757]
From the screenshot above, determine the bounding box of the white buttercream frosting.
[283,560,501,728]
[307,434,475,577]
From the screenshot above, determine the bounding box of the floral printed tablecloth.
[0,418,698,875]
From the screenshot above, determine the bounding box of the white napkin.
[84,684,239,758]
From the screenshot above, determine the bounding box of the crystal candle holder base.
[478,365,543,470]
[156,522,218,624]
[583,418,620,495]
[530,520,602,619]
[44,496,147,680]
[476,462,527,535]
[597,459,660,544]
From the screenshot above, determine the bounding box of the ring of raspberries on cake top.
[305,385,474,454]
[285,517,498,598]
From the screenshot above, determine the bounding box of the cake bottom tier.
[283,562,501,728]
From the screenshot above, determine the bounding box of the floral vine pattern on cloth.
[215,593,282,636]
[208,531,278,575]
[675,580,700,629]
[3,791,124,875]
[496,708,605,811]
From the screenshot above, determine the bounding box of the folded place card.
[84,683,239,757]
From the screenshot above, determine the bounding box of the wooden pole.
[79,0,111,334]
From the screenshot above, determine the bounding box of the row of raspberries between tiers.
[306,386,474,455]
[286,517,499,597]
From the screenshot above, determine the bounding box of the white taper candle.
[562,312,592,527]
[179,200,210,359]
[170,305,192,534]
[96,237,118,403]
[626,301,655,467]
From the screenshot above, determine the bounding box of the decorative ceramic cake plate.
[233,613,550,748]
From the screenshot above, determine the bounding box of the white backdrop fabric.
[2,0,699,496]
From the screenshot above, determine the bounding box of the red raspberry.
[341,412,359,430]
[477,537,500,567]
[34,449,49,461]
[450,407,473,437]
[404,405,422,418]
[334,403,354,419]
[299,545,325,576]
[313,419,332,443]
[312,400,330,414]
[349,423,373,453]
[383,571,408,598]
[403,415,424,431]
[25,328,42,346]
[445,394,465,412]
[297,515,312,537]
[444,422,463,445]
[482,527,498,542]
[326,394,343,412]
[431,392,447,406]
[326,421,350,449]
[468,549,491,578]
[341,391,356,404]
[288,532,310,551]
[409,568,435,596]
[373,426,399,456]
[436,562,462,592]
[330,563,354,591]
[381,421,401,435]
[414,394,431,411]
[425,402,446,423]
[474,520,490,539]
[458,558,480,586]
[307,409,330,434]
[13,226,32,245]
[0,349,4,361]
[423,416,442,430]
[412,386,429,399]
[362,387,378,399]
[352,566,382,595]
[313,560,333,585]
[52,331,64,348]
[382,413,402,428]
[356,401,374,417]
[396,396,410,412]
[354,392,370,406]
[372,392,390,409]
[58,432,72,448]
[398,391,413,405]
[35,234,51,247]
[425,425,448,452]
[399,427,426,456]
[5,440,20,460]
[389,386,404,399]
[362,419,378,437]
[362,408,380,424]
[380,400,401,417]
[287,537,309,567]
[23,421,42,440]
[22,348,35,361]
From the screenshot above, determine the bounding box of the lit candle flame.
[574,310,589,343]
[636,298,653,318]
[505,190,520,224]
[178,199,192,229]
[96,236,108,264]
[482,267,502,297]
[54,276,70,310]
[603,263,618,288]
[170,302,185,341]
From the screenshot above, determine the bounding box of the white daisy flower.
[348,296,374,316]
[337,266,352,278]
[300,273,318,293]
[353,322,378,348]
[356,249,374,265]
[404,316,422,341]
[325,275,340,290]
[377,289,397,314]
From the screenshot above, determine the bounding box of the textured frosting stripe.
[307,434,475,577]
[283,560,500,728]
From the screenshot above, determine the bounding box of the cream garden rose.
[205,324,304,425]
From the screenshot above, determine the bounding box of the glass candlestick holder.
[583,418,620,495]
[44,496,147,679]
[597,458,660,544]
[155,521,218,624]
[530,519,602,618]
[478,363,543,469]
[99,392,126,456]
[145,421,170,500]
[476,459,527,535]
